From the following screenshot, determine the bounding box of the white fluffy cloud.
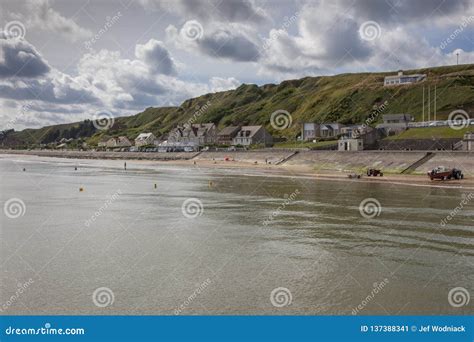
[0,36,241,130]
[257,0,474,78]
[25,0,92,41]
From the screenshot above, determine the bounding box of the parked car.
[367,168,384,177]
[427,166,464,180]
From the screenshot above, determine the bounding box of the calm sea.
[0,154,472,315]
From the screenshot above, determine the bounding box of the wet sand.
[1,150,473,189]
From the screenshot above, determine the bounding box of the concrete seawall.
[284,151,427,173]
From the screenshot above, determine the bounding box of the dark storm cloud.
[199,29,261,62]
[135,39,177,75]
[0,38,50,78]
[345,0,472,23]
[0,78,99,104]
[141,0,268,24]
[180,0,267,23]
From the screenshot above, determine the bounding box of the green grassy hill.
[3,64,474,147]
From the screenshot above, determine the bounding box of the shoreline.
[1,150,473,189]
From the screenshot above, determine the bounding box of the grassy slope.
[6,64,474,146]
[386,126,471,139]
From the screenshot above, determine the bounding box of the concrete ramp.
[401,152,436,174]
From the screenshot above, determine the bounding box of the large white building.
[384,71,426,86]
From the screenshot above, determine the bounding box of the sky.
[0,0,473,130]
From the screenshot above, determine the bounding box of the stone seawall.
[284,151,428,173]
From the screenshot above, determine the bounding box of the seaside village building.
[464,132,474,151]
[168,123,217,145]
[338,126,382,151]
[106,136,132,150]
[135,132,156,147]
[159,123,217,151]
[301,123,344,141]
[384,70,426,86]
[376,114,413,135]
[217,126,241,145]
[232,126,273,147]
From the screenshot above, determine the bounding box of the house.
[233,126,273,147]
[384,71,426,86]
[340,125,368,138]
[320,123,344,138]
[106,136,132,149]
[463,132,474,151]
[338,127,382,151]
[338,137,363,151]
[135,133,156,147]
[168,123,216,146]
[301,123,320,141]
[376,114,413,134]
[217,126,241,145]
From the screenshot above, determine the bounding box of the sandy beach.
[2,150,473,189]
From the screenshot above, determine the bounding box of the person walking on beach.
[124,162,127,170]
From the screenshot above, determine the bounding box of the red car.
[427,166,464,180]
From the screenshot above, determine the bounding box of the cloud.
[135,39,177,75]
[139,0,268,24]
[167,22,261,62]
[342,0,473,25]
[257,0,474,77]
[25,0,92,41]
[209,77,241,92]
[0,73,100,104]
[0,38,51,78]
[199,28,261,62]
